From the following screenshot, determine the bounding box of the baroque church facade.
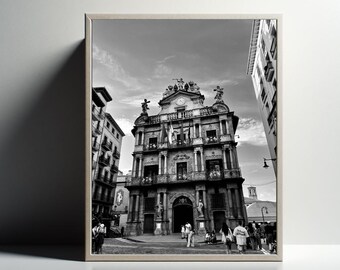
[125,79,248,236]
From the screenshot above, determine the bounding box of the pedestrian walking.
[181,225,185,239]
[247,222,256,250]
[255,223,262,250]
[187,229,195,247]
[220,223,233,254]
[233,220,249,254]
[120,226,125,237]
[185,222,191,239]
[95,222,106,254]
[265,222,274,252]
[92,222,100,254]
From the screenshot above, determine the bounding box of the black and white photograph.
[88,16,279,260]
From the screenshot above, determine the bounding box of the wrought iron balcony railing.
[98,155,110,166]
[101,140,112,151]
[113,150,120,159]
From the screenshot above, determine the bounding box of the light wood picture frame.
[85,14,282,262]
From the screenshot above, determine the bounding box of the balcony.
[92,107,105,121]
[204,136,220,145]
[223,169,242,178]
[92,123,103,136]
[113,150,120,159]
[220,134,232,143]
[207,170,223,180]
[144,144,158,151]
[192,137,203,145]
[141,176,156,185]
[126,169,242,187]
[101,140,112,151]
[264,61,275,82]
[92,142,100,151]
[267,106,277,131]
[110,164,119,173]
[98,155,110,166]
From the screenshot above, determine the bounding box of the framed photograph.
[85,14,282,261]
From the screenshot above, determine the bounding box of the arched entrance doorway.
[173,196,194,233]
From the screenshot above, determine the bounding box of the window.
[106,122,110,128]
[206,130,217,143]
[261,87,266,102]
[207,159,222,180]
[148,137,157,149]
[176,133,186,145]
[261,39,266,54]
[177,162,187,180]
[195,124,200,138]
[256,65,262,79]
[116,133,119,139]
[111,127,115,134]
[138,131,142,145]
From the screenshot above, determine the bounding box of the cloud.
[153,55,176,79]
[92,45,140,89]
[237,118,267,146]
[115,118,135,136]
[153,63,173,79]
[156,55,176,64]
[119,92,161,108]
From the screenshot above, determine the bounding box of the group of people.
[245,221,277,253]
[205,230,217,245]
[222,220,277,254]
[180,220,276,254]
[92,222,107,254]
[181,222,195,247]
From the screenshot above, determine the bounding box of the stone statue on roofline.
[141,98,150,115]
[173,78,185,90]
[213,86,224,103]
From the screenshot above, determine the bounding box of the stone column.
[135,193,140,221]
[163,192,168,220]
[202,189,208,217]
[164,153,168,174]
[234,148,239,169]
[140,158,144,178]
[132,157,136,177]
[158,153,162,174]
[219,121,223,135]
[128,195,134,221]
[199,123,202,137]
[226,119,230,135]
[157,192,161,205]
[200,149,205,171]
[227,189,234,218]
[235,188,242,218]
[229,147,235,169]
[222,148,227,170]
[138,157,143,178]
[194,150,198,172]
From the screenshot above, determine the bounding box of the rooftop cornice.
[246,19,261,75]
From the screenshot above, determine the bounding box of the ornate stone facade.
[125,81,248,236]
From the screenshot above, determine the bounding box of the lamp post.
[263,158,277,169]
[261,206,268,223]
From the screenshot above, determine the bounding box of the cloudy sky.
[93,19,276,201]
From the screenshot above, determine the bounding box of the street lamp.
[263,158,277,169]
[261,206,268,223]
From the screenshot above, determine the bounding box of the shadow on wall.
[0,40,85,258]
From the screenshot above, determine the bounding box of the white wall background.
[1,0,340,245]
